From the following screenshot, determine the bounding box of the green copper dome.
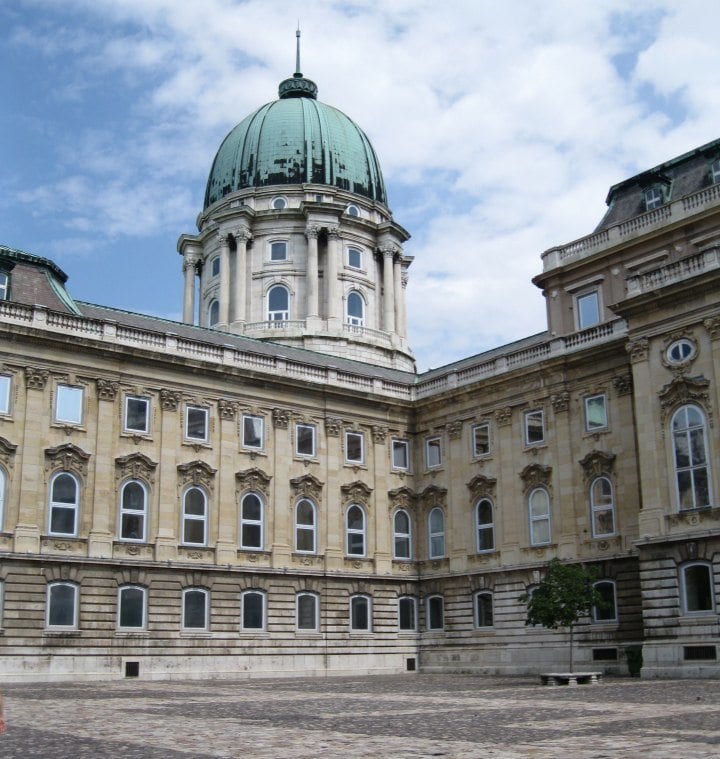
[204,75,387,208]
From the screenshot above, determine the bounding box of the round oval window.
[667,339,694,364]
[271,197,287,210]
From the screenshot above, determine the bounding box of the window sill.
[679,613,718,623]
[115,631,149,637]
[120,431,153,441]
[523,443,547,451]
[182,439,211,449]
[43,630,81,637]
[180,631,211,638]
[473,626,496,634]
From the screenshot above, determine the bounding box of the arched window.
[210,257,220,277]
[119,480,147,542]
[346,291,364,327]
[427,595,444,630]
[475,498,494,552]
[118,585,146,630]
[346,504,366,557]
[475,591,494,628]
[590,477,615,537]
[393,509,412,560]
[350,595,371,631]
[240,492,263,550]
[295,498,317,553]
[592,580,617,622]
[241,590,266,630]
[182,588,209,630]
[182,486,207,546]
[528,488,551,546]
[49,472,80,537]
[672,405,711,510]
[208,299,220,327]
[267,285,289,321]
[296,592,319,631]
[428,507,445,559]
[681,562,715,614]
[46,582,78,629]
[398,596,417,631]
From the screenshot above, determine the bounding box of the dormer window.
[711,159,720,184]
[271,196,287,210]
[0,272,7,301]
[644,186,665,211]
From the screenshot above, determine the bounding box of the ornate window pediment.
[419,484,447,511]
[235,467,272,496]
[658,375,711,424]
[289,473,324,502]
[44,443,91,478]
[579,450,616,482]
[340,480,373,506]
[388,486,417,513]
[115,452,157,485]
[0,436,17,470]
[467,474,497,500]
[519,463,552,492]
[177,460,216,491]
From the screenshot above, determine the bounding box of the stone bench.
[540,672,602,686]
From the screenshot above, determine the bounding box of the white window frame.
[667,338,695,364]
[123,395,150,435]
[475,498,495,553]
[119,479,148,542]
[182,587,209,631]
[185,405,209,443]
[672,404,711,511]
[295,498,317,554]
[524,409,545,446]
[0,374,10,415]
[472,423,490,457]
[241,414,264,451]
[55,384,84,425]
[295,423,316,458]
[0,467,5,532]
[240,590,266,631]
[269,240,288,261]
[576,290,601,330]
[117,585,147,630]
[347,246,362,269]
[46,581,79,630]
[592,580,618,623]
[350,594,371,632]
[296,592,319,632]
[711,159,720,184]
[644,186,664,210]
[584,393,608,431]
[208,299,220,327]
[48,471,80,537]
[210,256,220,277]
[590,476,615,537]
[681,562,715,615]
[474,591,494,628]
[346,504,366,557]
[239,491,264,551]
[425,436,442,469]
[393,509,412,560]
[181,486,208,547]
[267,284,290,321]
[345,430,364,464]
[270,197,287,211]
[398,596,417,631]
[346,204,360,218]
[391,438,409,471]
[0,272,8,300]
[426,595,444,631]
[346,291,365,327]
[428,507,445,559]
[528,487,551,546]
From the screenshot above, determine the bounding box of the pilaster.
[155,389,180,561]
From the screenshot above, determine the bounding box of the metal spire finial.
[295,24,301,76]
[278,25,317,99]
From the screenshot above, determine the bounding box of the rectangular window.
[585,394,607,431]
[270,241,287,261]
[296,423,316,457]
[297,593,318,631]
[475,592,494,628]
[182,589,208,630]
[577,290,600,330]
[0,272,8,300]
[124,396,150,434]
[645,186,664,210]
[398,597,417,631]
[56,385,83,425]
[472,423,490,457]
[348,247,362,269]
[350,596,371,631]
[241,591,265,630]
[185,406,209,442]
[242,414,264,450]
[118,586,146,630]
[392,439,409,470]
[47,583,78,629]
[0,375,10,415]
[345,431,364,464]
[427,596,444,630]
[524,410,544,446]
[425,437,442,468]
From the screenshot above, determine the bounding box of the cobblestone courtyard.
[1,674,719,758]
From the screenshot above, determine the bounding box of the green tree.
[522,559,605,672]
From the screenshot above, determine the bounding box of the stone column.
[399,271,409,339]
[155,389,180,561]
[381,247,396,333]
[216,399,239,564]
[233,229,251,325]
[305,225,320,319]
[327,227,341,325]
[182,253,198,325]
[393,255,403,337]
[218,233,230,326]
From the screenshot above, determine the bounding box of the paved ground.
[1,674,719,758]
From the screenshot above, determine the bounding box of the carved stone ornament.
[447,420,463,439]
[495,407,513,426]
[519,463,552,492]
[115,452,157,486]
[25,366,49,390]
[96,378,119,401]
[340,480,373,506]
[177,460,217,491]
[626,338,649,363]
[388,486,417,513]
[325,417,342,437]
[613,373,633,396]
[579,450,616,482]
[551,392,570,413]
[372,425,388,444]
[160,389,181,411]
[704,316,720,341]
[658,375,711,424]
[234,227,252,244]
[0,436,18,470]
[235,467,272,496]
[289,473,324,502]
[272,408,290,429]
[379,243,399,258]
[45,443,91,478]
[327,225,340,238]
[218,398,239,420]
[305,225,320,240]
[419,484,447,510]
[467,474,497,499]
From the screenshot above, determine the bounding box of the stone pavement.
[1,674,719,758]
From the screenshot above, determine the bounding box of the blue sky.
[2,0,720,370]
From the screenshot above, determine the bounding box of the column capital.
[305,225,321,239]
[217,232,231,246]
[327,226,341,239]
[379,244,399,259]
[234,227,253,243]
